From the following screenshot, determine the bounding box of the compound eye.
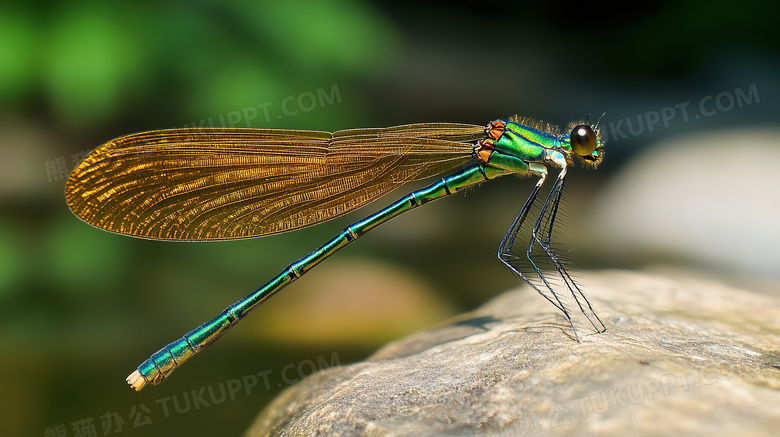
[570,124,597,156]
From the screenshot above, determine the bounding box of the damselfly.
[66,115,606,391]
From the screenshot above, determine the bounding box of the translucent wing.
[66,123,484,241]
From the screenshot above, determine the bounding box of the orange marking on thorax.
[486,119,506,140]
[475,119,506,163]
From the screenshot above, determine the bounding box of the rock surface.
[245,270,780,436]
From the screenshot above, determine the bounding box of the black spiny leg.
[498,169,606,340]
[531,174,606,335]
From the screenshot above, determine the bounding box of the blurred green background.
[2,1,779,436]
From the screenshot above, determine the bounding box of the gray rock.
[245,270,780,436]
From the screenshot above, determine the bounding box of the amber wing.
[65,124,484,241]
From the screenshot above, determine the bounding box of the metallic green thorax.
[484,118,604,170]
[494,121,556,163]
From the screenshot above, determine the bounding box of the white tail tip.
[126,370,147,391]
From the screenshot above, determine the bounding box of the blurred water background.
[1,1,778,436]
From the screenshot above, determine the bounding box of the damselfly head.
[566,121,604,167]
[570,124,597,155]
